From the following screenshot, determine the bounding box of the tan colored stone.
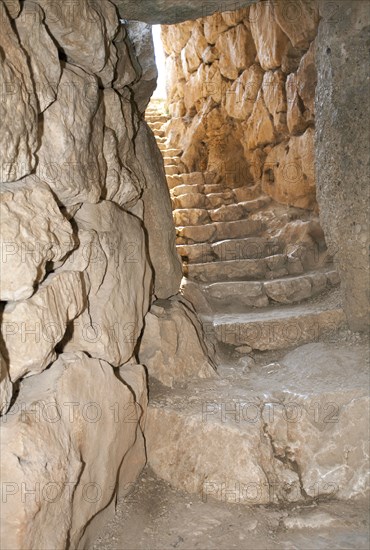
[1,0,20,17]
[203,12,229,44]
[216,23,256,80]
[37,64,105,207]
[1,271,86,383]
[0,352,147,549]
[286,42,316,134]
[103,89,143,207]
[0,178,75,302]
[146,343,369,504]
[262,70,288,134]
[181,37,202,75]
[139,299,216,387]
[222,7,251,27]
[15,1,61,112]
[137,121,183,298]
[36,0,118,75]
[173,208,210,226]
[250,1,290,70]
[0,1,38,182]
[273,0,319,49]
[224,64,264,120]
[0,351,12,415]
[262,128,316,209]
[63,201,151,367]
[113,26,138,90]
[243,91,276,149]
[161,21,193,54]
[166,54,185,99]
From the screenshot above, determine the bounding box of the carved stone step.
[177,219,265,245]
[146,341,367,503]
[212,302,346,350]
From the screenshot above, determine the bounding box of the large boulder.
[63,201,152,366]
[0,352,147,549]
[138,298,216,387]
[0,0,38,181]
[0,179,75,301]
[136,121,182,299]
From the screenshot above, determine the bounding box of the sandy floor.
[92,467,369,550]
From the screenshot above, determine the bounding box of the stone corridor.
[0,1,369,549]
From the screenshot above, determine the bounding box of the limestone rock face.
[216,24,256,80]
[224,64,264,120]
[0,1,38,182]
[272,0,319,49]
[126,21,158,113]
[0,179,75,301]
[250,1,290,71]
[0,352,147,549]
[262,128,316,209]
[262,70,288,134]
[315,0,370,330]
[15,1,61,112]
[35,0,119,76]
[103,89,143,207]
[37,64,105,207]
[243,92,276,150]
[136,121,182,299]
[146,343,369,504]
[0,351,12,415]
[1,271,86,383]
[64,201,151,367]
[139,298,216,387]
[2,0,20,17]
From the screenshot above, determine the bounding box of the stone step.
[165,165,181,176]
[157,143,167,152]
[176,219,265,245]
[147,121,166,131]
[166,148,183,157]
[172,193,207,210]
[146,341,368,503]
[185,256,288,283]
[154,129,166,138]
[171,184,205,197]
[166,175,184,189]
[212,300,346,350]
[200,269,340,311]
[173,208,210,227]
[155,136,167,143]
[211,237,284,262]
[176,243,213,264]
[145,115,169,123]
[206,191,236,208]
[163,156,181,167]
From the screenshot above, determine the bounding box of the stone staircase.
[145,101,346,352]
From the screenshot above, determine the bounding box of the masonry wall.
[162,1,319,210]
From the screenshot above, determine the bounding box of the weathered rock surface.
[315,0,370,331]
[146,342,369,504]
[0,350,12,415]
[15,1,61,112]
[262,128,316,209]
[63,201,151,366]
[139,298,216,387]
[0,179,75,301]
[103,88,143,207]
[0,1,38,181]
[0,352,147,549]
[216,24,256,80]
[37,64,105,207]
[136,121,182,299]
[36,0,119,76]
[1,271,86,383]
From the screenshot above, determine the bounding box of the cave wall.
[162,1,319,210]
[0,0,182,547]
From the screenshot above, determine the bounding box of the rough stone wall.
[315,0,370,331]
[0,0,183,547]
[162,1,319,210]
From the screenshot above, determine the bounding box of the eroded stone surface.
[1,271,86,383]
[0,178,75,301]
[63,201,151,366]
[139,298,216,387]
[146,343,369,504]
[0,352,147,549]
[0,1,38,181]
[37,64,105,206]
